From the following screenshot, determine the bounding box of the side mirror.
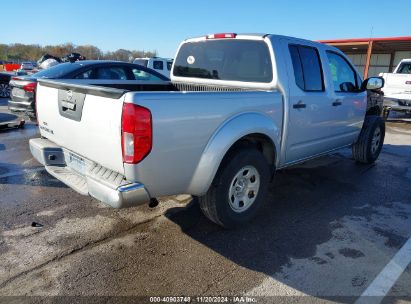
[361,76,384,91]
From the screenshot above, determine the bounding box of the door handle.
[332,99,342,107]
[293,101,306,109]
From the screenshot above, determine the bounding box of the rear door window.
[289,44,324,91]
[289,45,305,90]
[173,39,273,83]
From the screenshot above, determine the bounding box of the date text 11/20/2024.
[149,296,257,303]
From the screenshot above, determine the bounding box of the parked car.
[31,33,384,228]
[380,59,411,118]
[61,53,86,63]
[0,72,12,98]
[37,54,62,66]
[9,60,170,119]
[39,58,60,70]
[20,62,35,70]
[133,57,173,78]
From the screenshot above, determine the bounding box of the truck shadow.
[165,144,411,299]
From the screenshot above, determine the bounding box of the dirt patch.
[338,248,365,259]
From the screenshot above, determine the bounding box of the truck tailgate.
[36,80,126,174]
[383,73,411,94]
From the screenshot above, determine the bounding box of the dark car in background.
[8,60,171,119]
[0,72,12,98]
[61,53,86,63]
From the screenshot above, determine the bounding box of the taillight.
[121,103,152,164]
[206,33,237,39]
[23,82,37,93]
[34,83,39,123]
[406,81,411,85]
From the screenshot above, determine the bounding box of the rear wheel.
[198,148,270,228]
[352,115,385,164]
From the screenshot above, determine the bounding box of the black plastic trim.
[293,103,307,109]
[38,79,127,99]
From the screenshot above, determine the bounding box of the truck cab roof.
[173,33,343,90]
[184,33,339,50]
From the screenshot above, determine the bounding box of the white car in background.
[133,57,173,78]
[380,59,411,117]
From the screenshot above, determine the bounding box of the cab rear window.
[173,40,273,83]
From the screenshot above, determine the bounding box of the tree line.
[0,42,157,62]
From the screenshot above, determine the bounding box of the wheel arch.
[366,105,382,116]
[187,112,280,196]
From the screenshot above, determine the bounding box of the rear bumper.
[8,96,35,114]
[29,138,150,208]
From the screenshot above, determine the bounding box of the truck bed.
[36,79,282,199]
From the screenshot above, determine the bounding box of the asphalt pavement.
[0,97,410,303]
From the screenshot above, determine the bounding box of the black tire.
[198,148,270,228]
[352,115,385,164]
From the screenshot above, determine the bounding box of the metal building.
[319,36,411,78]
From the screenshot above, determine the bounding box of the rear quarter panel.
[124,90,283,197]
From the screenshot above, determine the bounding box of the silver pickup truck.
[30,33,385,227]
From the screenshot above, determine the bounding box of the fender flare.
[187,112,281,195]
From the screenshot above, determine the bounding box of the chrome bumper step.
[29,138,151,208]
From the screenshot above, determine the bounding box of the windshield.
[398,62,411,74]
[32,62,82,79]
[173,39,273,83]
